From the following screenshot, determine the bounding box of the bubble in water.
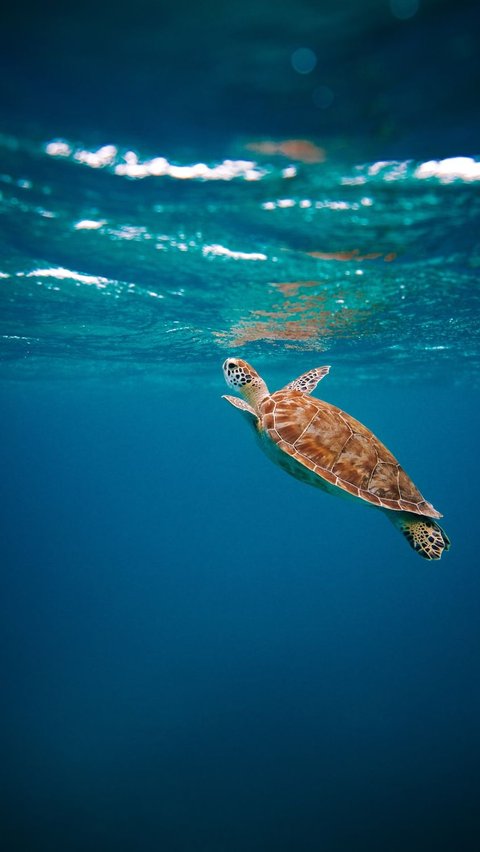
[390,0,419,20]
[291,47,317,75]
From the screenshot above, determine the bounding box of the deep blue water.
[1,2,480,850]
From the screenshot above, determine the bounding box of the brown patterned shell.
[259,390,442,518]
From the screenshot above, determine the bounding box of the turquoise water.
[2,2,480,850]
[0,131,480,385]
[2,132,479,387]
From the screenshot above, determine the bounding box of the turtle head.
[223,358,269,411]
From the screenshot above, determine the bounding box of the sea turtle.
[222,358,450,560]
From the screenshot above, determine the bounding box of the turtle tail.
[390,511,451,560]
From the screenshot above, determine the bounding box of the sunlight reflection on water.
[0,132,479,384]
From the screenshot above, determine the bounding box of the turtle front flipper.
[390,512,451,560]
[222,394,258,423]
[283,366,330,394]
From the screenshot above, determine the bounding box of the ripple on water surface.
[0,133,479,385]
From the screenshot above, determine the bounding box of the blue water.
[2,2,480,850]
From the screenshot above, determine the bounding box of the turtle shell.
[259,390,442,518]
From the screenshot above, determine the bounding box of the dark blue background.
[1,0,479,157]
[1,379,479,851]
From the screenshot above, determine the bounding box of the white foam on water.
[202,244,267,261]
[25,267,112,288]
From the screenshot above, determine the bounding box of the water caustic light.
[0,132,479,383]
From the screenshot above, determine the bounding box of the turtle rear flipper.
[391,512,451,560]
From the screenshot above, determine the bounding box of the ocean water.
[2,2,480,851]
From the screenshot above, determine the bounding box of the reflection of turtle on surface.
[222,358,450,560]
